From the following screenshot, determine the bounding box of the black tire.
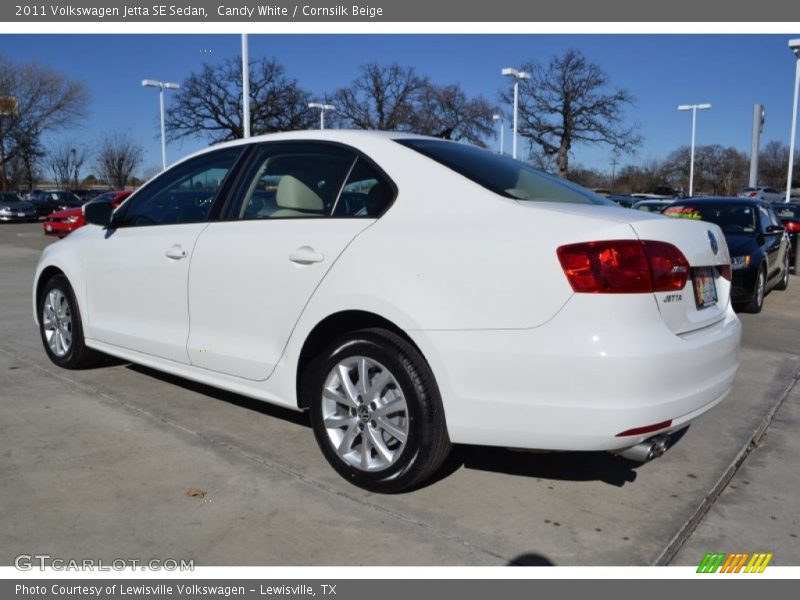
[740,267,766,314]
[775,253,790,291]
[308,328,451,493]
[38,274,102,369]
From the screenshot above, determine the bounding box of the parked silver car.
[0,192,37,222]
[738,186,785,203]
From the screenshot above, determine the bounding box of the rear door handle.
[165,245,188,260]
[289,246,324,265]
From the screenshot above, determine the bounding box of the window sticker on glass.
[664,206,702,220]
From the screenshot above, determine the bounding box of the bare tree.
[166,56,316,143]
[759,141,792,189]
[0,55,89,190]
[95,133,143,189]
[503,49,640,178]
[664,145,748,195]
[412,83,495,145]
[46,141,89,189]
[332,63,425,131]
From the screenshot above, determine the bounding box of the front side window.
[234,143,356,220]
[396,138,612,206]
[118,147,242,227]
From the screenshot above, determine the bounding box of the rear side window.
[665,203,757,234]
[396,138,611,206]
[333,158,393,217]
[118,147,242,227]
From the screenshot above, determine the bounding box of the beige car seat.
[271,175,325,218]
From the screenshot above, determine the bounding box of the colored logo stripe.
[697,552,773,573]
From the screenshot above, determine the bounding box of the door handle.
[165,245,188,260]
[289,246,324,265]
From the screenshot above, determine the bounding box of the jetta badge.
[708,230,719,255]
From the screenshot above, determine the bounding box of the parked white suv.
[738,186,785,203]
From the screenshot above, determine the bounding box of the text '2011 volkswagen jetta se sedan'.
[33,131,741,492]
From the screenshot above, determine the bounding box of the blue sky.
[1,34,798,177]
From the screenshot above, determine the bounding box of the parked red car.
[43,191,132,237]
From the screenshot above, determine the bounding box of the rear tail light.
[785,221,800,233]
[557,240,689,293]
[748,192,758,198]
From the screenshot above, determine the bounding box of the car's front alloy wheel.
[309,328,451,493]
[39,274,101,369]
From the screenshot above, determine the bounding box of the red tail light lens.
[785,221,800,233]
[748,192,758,198]
[557,240,690,293]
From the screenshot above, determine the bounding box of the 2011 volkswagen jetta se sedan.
[33,131,741,492]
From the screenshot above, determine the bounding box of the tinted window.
[119,147,242,227]
[234,143,355,220]
[664,203,758,234]
[333,158,393,217]
[774,205,800,220]
[397,139,611,205]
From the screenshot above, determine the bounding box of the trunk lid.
[629,215,731,334]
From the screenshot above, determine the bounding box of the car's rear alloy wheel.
[309,328,451,493]
[39,274,101,369]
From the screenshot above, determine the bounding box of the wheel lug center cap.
[357,405,370,422]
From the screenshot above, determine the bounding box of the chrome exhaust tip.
[615,434,671,463]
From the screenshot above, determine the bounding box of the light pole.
[502,67,531,159]
[678,103,712,197]
[242,33,251,139]
[308,102,335,130]
[142,79,180,170]
[786,39,800,203]
[492,114,504,155]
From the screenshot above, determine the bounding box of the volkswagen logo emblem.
[708,230,719,255]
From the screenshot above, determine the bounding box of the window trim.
[217,139,398,222]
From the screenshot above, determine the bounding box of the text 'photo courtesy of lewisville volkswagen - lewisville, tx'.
[0,10,799,592]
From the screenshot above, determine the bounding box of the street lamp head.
[163,82,180,90]
[141,79,160,88]
[697,103,712,110]
[790,39,800,55]
[678,103,712,111]
[309,102,335,111]
[501,67,519,77]
[493,114,503,121]
[518,71,531,80]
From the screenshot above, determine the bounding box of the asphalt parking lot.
[1,221,798,566]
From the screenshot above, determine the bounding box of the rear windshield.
[774,204,800,221]
[664,203,758,234]
[396,139,612,206]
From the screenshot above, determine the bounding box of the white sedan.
[33,131,741,492]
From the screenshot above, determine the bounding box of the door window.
[234,143,356,220]
[117,147,242,227]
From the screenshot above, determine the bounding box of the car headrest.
[276,175,324,211]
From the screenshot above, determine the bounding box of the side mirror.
[83,201,114,227]
[765,224,785,234]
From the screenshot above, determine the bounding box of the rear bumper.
[410,294,741,451]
